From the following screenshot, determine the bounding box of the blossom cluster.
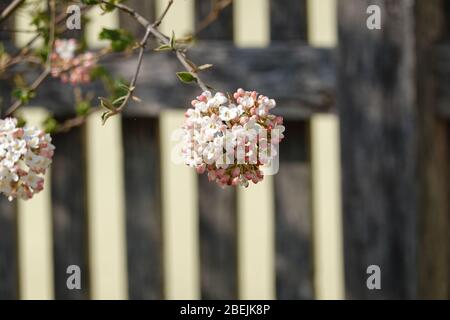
[50,39,96,84]
[0,118,55,201]
[181,89,285,188]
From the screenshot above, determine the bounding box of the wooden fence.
[0,0,449,300]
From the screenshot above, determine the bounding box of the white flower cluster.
[0,118,55,201]
[181,89,285,188]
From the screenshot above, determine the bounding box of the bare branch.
[0,0,25,25]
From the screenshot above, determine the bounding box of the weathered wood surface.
[270,0,308,41]
[195,0,237,300]
[0,0,18,299]
[51,126,89,299]
[270,0,313,300]
[0,198,17,300]
[122,117,163,299]
[338,0,418,299]
[274,120,313,299]
[31,44,336,119]
[416,0,450,299]
[436,44,450,118]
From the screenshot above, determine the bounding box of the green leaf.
[176,72,196,84]
[197,64,213,71]
[154,44,172,52]
[99,97,115,111]
[99,28,134,52]
[16,116,27,128]
[12,88,35,104]
[76,100,91,116]
[43,117,59,134]
[81,0,100,4]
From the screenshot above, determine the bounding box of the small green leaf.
[99,97,115,111]
[154,44,172,52]
[43,117,59,134]
[197,64,213,71]
[99,28,134,52]
[76,100,91,116]
[170,31,176,49]
[176,72,196,84]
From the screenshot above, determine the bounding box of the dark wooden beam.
[338,0,418,299]
[30,44,336,119]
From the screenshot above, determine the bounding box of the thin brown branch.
[0,0,25,25]
[195,0,232,36]
[101,26,152,123]
[5,0,55,117]
[153,0,173,28]
[0,4,88,73]
[101,0,208,92]
[4,67,51,116]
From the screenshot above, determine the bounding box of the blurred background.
[0,0,449,300]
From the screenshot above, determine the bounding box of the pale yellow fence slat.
[233,0,275,300]
[14,0,44,48]
[234,0,269,48]
[17,108,54,300]
[310,115,344,300]
[160,110,200,299]
[307,0,337,47]
[238,177,275,300]
[156,0,194,37]
[307,0,344,300]
[86,113,128,300]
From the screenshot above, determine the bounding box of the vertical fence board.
[0,199,17,299]
[270,0,312,300]
[274,121,313,299]
[198,176,237,299]
[338,0,417,299]
[311,115,344,299]
[233,0,269,47]
[307,0,337,47]
[156,0,194,37]
[51,127,89,299]
[86,113,128,300]
[160,110,200,299]
[270,0,307,41]
[122,118,163,299]
[0,0,18,299]
[195,0,237,300]
[416,0,450,299]
[17,109,54,300]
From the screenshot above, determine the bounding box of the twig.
[101,26,152,122]
[153,0,173,28]
[4,0,56,117]
[0,0,25,25]
[4,67,51,116]
[195,0,232,36]
[0,4,88,73]
[101,0,208,92]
